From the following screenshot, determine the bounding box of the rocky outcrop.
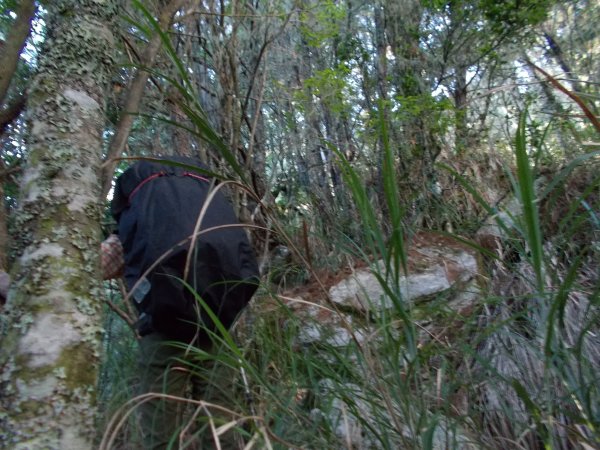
[288,233,481,348]
[278,232,483,449]
[328,233,479,313]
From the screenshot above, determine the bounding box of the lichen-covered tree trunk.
[0,179,7,272]
[0,1,116,449]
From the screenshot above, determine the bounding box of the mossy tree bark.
[0,1,116,449]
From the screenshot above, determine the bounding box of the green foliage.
[0,0,19,35]
[89,0,600,448]
[98,98,600,450]
[439,110,599,447]
[331,110,416,359]
[336,35,367,63]
[129,0,249,183]
[394,94,454,135]
[97,291,143,446]
[479,0,555,31]
[300,64,352,115]
[513,110,544,291]
[299,0,346,47]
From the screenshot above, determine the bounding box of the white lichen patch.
[19,243,64,264]
[20,165,44,203]
[59,428,90,450]
[17,313,82,369]
[29,120,49,141]
[66,167,100,212]
[15,373,58,400]
[50,184,68,198]
[68,192,98,212]
[62,88,100,114]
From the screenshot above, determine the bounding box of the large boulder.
[328,232,479,314]
[283,233,482,351]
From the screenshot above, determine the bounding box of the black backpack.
[112,157,259,342]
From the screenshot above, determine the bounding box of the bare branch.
[0,0,36,106]
[0,93,26,137]
[101,0,187,198]
[525,59,600,134]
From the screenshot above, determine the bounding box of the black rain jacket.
[112,157,259,342]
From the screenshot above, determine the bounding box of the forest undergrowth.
[97,113,599,450]
[92,6,599,447]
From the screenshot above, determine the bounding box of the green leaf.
[514,109,544,292]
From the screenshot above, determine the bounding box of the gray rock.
[328,245,478,312]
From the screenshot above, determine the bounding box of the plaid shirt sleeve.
[101,234,124,280]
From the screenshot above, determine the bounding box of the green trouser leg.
[138,333,243,450]
[138,333,190,450]
[190,356,242,449]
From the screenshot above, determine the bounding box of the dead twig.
[524,59,600,134]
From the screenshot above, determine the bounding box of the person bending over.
[110,157,259,449]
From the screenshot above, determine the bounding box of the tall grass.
[439,111,599,449]
[97,4,599,448]
[98,132,600,447]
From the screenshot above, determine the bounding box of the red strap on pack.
[128,171,166,202]
[128,171,210,203]
[183,171,209,183]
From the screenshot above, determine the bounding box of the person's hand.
[101,234,124,280]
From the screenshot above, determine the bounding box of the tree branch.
[0,93,26,137]
[525,59,600,134]
[543,32,583,95]
[101,0,187,198]
[104,291,138,334]
[0,0,36,106]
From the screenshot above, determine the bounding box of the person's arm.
[101,234,124,280]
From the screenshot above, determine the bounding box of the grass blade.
[514,110,544,292]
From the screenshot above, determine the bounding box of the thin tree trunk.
[101,0,186,198]
[373,3,391,210]
[543,32,584,95]
[385,0,440,202]
[454,65,468,154]
[0,2,116,448]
